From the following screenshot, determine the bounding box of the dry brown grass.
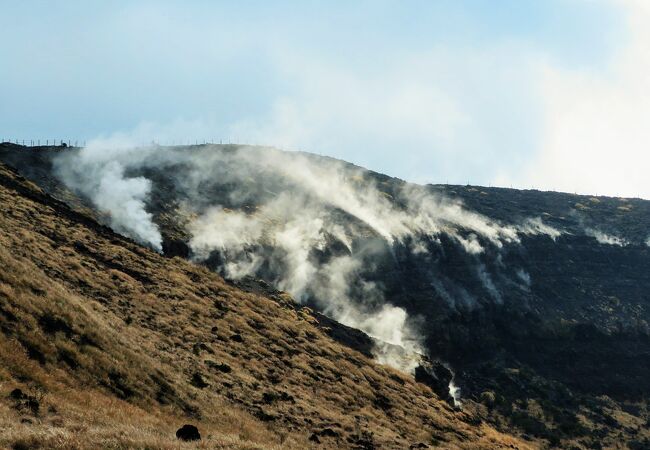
[0,163,533,449]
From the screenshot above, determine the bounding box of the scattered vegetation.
[0,162,528,449]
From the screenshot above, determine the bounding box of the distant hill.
[2,142,650,449]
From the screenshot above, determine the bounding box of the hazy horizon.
[2,1,649,198]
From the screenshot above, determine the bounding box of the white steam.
[54,140,162,250]
[189,197,423,371]
[53,143,563,374]
[477,264,502,304]
[519,217,562,240]
[516,269,532,288]
[184,147,562,371]
[585,228,628,246]
[449,380,462,408]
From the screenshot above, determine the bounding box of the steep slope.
[2,143,650,449]
[0,161,528,449]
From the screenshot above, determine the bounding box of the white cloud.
[504,0,650,199]
[25,0,643,201]
[228,43,542,186]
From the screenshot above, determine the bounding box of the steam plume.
[54,140,162,250]
[585,228,628,246]
[53,143,563,375]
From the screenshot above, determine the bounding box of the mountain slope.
[2,142,650,449]
[0,161,528,449]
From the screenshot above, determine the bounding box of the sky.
[1,0,649,198]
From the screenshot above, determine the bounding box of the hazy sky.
[2,1,649,198]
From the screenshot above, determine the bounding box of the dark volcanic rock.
[9,388,40,414]
[176,424,201,441]
[414,362,454,404]
[261,390,295,404]
[205,360,232,373]
[162,236,190,258]
[190,372,209,389]
[9,388,25,400]
[320,427,339,437]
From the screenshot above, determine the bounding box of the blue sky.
[2,1,649,197]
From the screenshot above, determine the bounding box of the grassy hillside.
[0,162,529,449]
